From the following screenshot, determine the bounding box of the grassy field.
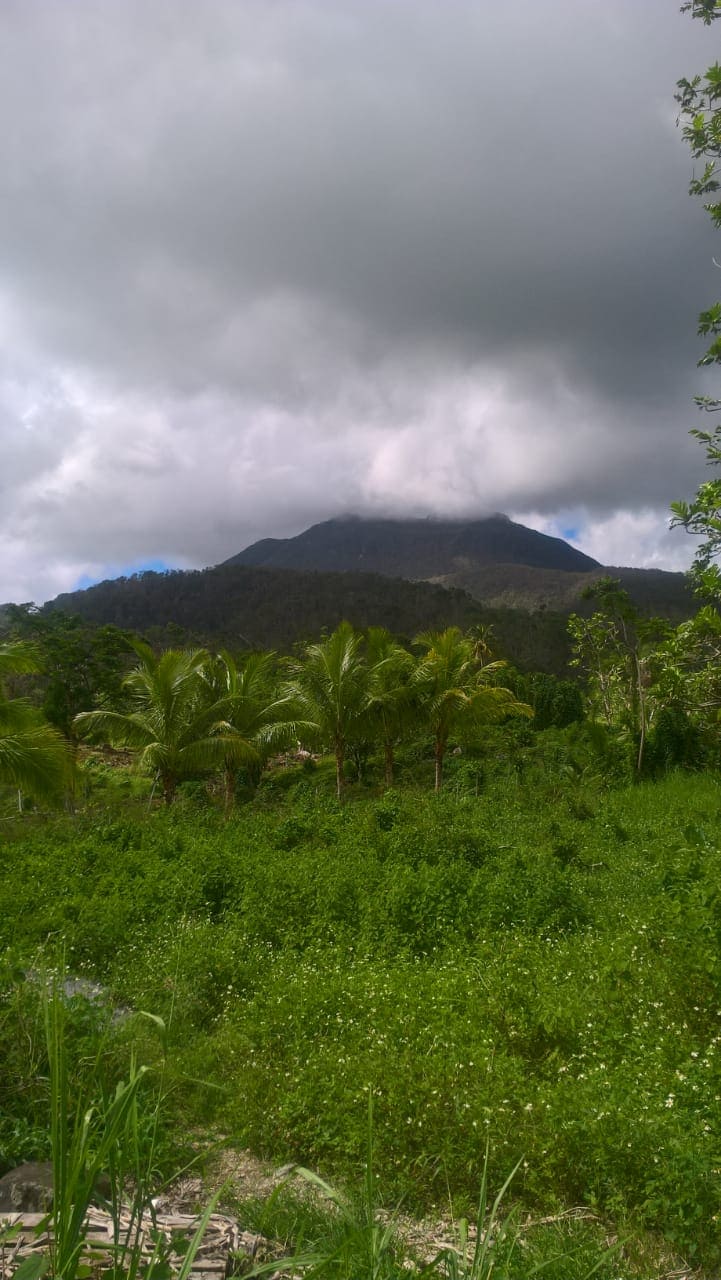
[2,762,721,1274]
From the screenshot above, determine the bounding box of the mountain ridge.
[222,514,602,577]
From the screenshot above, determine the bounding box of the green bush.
[3,773,721,1265]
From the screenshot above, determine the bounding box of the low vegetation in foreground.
[3,762,721,1276]
[2,579,721,1276]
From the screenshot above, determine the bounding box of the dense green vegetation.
[3,764,721,1275]
[44,566,489,660]
[2,599,721,1278]
[3,584,721,1271]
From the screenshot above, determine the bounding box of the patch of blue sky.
[73,557,173,592]
[560,525,581,543]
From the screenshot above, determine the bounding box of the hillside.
[223,514,601,577]
[431,562,694,618]
[44,563,583,675]
[46,564,484,651]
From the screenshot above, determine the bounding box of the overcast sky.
[2,0,719,604]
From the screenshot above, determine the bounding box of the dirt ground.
[153,1144,618,1272]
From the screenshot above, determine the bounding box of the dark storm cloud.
[0,0,717,600]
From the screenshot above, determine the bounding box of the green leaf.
[12,1254,50,1280]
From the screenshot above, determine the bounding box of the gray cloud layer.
[1,0,718,602]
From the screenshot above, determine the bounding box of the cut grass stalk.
[26,975,217,1280]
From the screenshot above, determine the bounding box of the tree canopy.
[74,644,259,805]
[411,627,532,791]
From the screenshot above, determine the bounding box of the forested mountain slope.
[48,564,482,652]
[432,562,694,617]
[45,563,580,674]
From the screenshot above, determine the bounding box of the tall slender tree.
[568,579,663,775]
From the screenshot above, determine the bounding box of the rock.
[0,1162,54,1213]
[0,1162,112,1213]
[23,968,132,1025]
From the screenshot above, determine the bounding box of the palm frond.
[74,709,156,750]
[0,641,45,681]
[0,724,70,799]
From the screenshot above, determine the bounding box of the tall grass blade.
[42,975,153,1280]
[160,1187,224,1280]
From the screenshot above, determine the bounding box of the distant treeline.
[42,563,581,676]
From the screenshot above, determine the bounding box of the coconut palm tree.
[365,628,416,787]
[74,643,259,805]
[468,623,496,667]
[282,621,368,800]
[0,642,70,804]
[412,627,532,791]
[205,649,296,811]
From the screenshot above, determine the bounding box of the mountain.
[222,514,693,618]
[223,514,602,577]
[31,515,694,679]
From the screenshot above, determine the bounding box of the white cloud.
[0,0,717,602]
[515,508,696,573]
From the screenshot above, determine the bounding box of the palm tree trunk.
[64,739,78,813]
[384,742,394,787]
[434,739,444,792]
[224,764,235,817]
[161,772,176,806]
[634,653,647,778]
[335,742,345,801]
